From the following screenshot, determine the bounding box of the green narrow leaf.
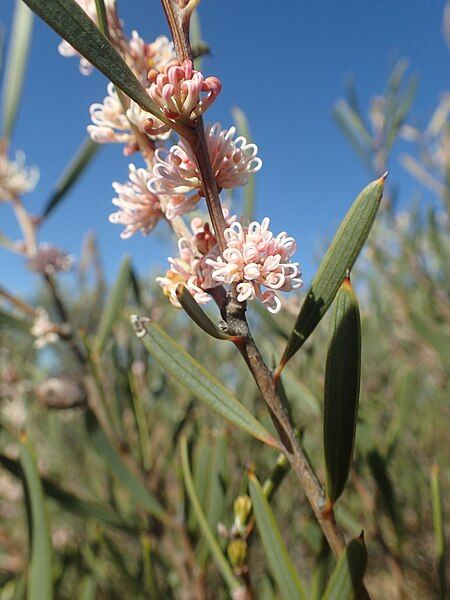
[180,435,243,595]
[322,533,367,600]
[19,433,53,600]
[324,277,361,504]
[77,576,96,600]
[1,0,33,139]
[311,536,333,600]
[42,137,100,220]
[85,410,167,522]
[409,311,450,369]
[232,106,256,219]
[277,175,385,373]
[22,0,165,121]
[92,255,131,356]
[431,464,447,600]
[0,307,32,332]
[385,370,416,461]
[249,473,308,600]
[131,315,279,449]
[175,284,238,341]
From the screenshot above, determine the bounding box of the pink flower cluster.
[157,213,234,307]
[148,60,221,123]
[149,123,262,218]
[26,244,73,275]
[207,218,302,313]
[109,164,163,238]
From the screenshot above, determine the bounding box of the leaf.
[249,472,308,600]
[175,284,237,341]
[180,435,242,595]
[277,175,385,373]
[431,464,447,600]
[322,533,367,600]
[92,255,131,356]
[85,410,168,522]
[1,0,33,139]
[232,106,256,219]
[385,370,416,461]
[131,315,279,449]
[0,307,32,332]
[323,278,361,504]
[41,137,100,220]
[19,432,53,600]
[312,536,333,600]
[409,311,450,370]
[22,0,165,121]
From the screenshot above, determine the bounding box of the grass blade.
[431,464,447,599]
[19,432,53,600]
[21,0,166,121]
[92,255,131,356]
[324,277,361,504]
[1,0,33,139]
[180,435,243,595]
[131,315,279,449]
[249,472,308,600]
[322,533,367,600]
[277,175,385,374]
[41,137,100,220]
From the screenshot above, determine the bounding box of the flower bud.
[233,494,252,531]
[227,539,248,572]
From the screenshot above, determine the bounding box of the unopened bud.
[233,494,252,531]
[227,539,247,571]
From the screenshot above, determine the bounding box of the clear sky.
[1,0,448,296]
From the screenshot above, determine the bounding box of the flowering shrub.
[0,1,448,599]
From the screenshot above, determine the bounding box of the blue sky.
[1,0,448,296]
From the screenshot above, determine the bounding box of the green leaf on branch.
[85,410,167,522]
[175,284,238,341]
[92,254,131,356]
[180,435,242,595]
[21,0,166,121]
[42,137,100,220]
[131,315,279,449]
[323,277,361,504]
[322,533,367,600]
[19,432,53,600]
[431,464,447,600]
[277,175,385,373]
[1,0,33,139]
[249,472,308,600]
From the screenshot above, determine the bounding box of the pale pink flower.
[109,164,163,238]
[88,83,169,151]
[26,244,73,274]
[127,33,175,85]
[148,60,221,123]
[148,123,262,218]
[156,214,234,307]
[0,142,39,201]
[31,308,61,349]
[207,218,302,313]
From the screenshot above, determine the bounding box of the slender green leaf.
[249,473,308,600]
[0,307,32,332]
[176,284,237,341]
[22,0,165,120]
[312,536,333,600]
[92,255,131,356]
[19,433,53,600]
[385,370,416,461]
[278,175,385,372]
[322,533,367,600]
[77,576,96,600]
[131,315,279,448]
[409,311,450,369]
[180,435,242,595]
[431,464,447,600]
[232,106,256,219]
[42,137,100,220]
[85,410,167,522]
[324,278,361,504]
[1,1,33,139]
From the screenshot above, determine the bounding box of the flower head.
[156,212,235,307]
[127,33,175,84]
[148,60,221,123]
[149,123,262,218]
[87,83,169,151]
[31,308,62,349]
[109,164,164,238]
[0,141,39,201]
[207,218,302,313]
[26,244,73,275]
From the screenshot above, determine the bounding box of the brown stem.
[160,0,193,62]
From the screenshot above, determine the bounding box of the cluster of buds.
[148,59,221,123]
